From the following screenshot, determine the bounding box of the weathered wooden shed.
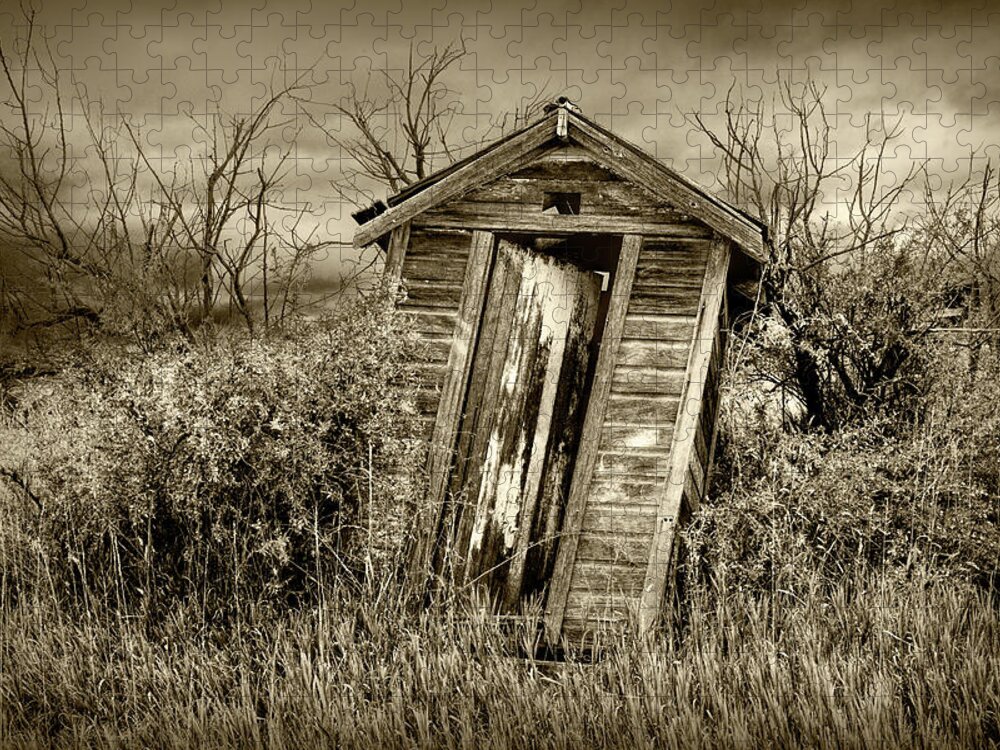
[353,99,766,644]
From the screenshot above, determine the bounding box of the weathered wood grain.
[580,504,659,536]
[544,234,642,641]
[568,559,647,592]
[615,339,691,369]
[402,308,459,336]
[622,314,696,341]
[598,423,675,452]
[592,451,672,479]
[509,149,620,181]
[603,393,680,425]
[563,597,642,622]
[566,117,766,259]
[626,288,702,316]
[413,211,715,238]
[353,123,559,247]
[445,245,523,583]
[402,279,464,308]
[442,241,602,615]
[463,177,681,218]
[409,230,496,588]
[575,533,652,564]
[638,236,731,636]
[504,263,601,610]
[609,365,687,394]
[384,222,411,290]
[404,254,468,284]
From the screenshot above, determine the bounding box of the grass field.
[2,568,997,749]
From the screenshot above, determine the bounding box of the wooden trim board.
[354,120,557,247]
[384,222,411,291]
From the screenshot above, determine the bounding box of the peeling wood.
[443,240,602,613]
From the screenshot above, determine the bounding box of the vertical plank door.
[443,238,602,613]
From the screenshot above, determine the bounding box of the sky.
[2,0,1000,285]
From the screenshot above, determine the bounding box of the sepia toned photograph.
[1,1,998,747]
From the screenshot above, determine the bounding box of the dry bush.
[0,291,419,625]
[685,340,1000,599]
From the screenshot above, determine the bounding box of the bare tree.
[691,79,958,429]
[0,10,327,352]
[920,160,1000,344]
[307,40,552,202]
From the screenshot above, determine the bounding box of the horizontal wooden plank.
[402,279,464,309]
[412,335,452,364]
[616,339,691,369]
[566,116,765,259]
[593,450,672,479]
[604,393,679,425]
[354,123,558,247]
[598,423,674,452]
[610,365,686,394]
[402,308,458,336]
[564,592,643,621]
[414,389,443,415]
[404,253,468,284]
[634,247,709,283]
[570,559,647,593]
[576,533,651,564]
[413,212,715,238]
[633,264,707,288]
[561,616,634,640]
[638,238,711,258]
[622,314,696,341]
[581,503,658,536]
[407,228,473,255]
[509,151,621,181]
[627,288,701,316]
[456,178,691,221]
[587,481,665,503]
[412,361,450,384]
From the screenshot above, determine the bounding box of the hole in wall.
[542,191,581,215]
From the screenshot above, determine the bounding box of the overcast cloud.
[2,0,998,283]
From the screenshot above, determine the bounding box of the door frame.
[410,230,644,634]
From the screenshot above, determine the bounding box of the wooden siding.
[412,149,717,240]
[356,106,767,260]
[560,237,712,637]
[398,228,475,443]
[393,155,736,641]
[638,237,731,636]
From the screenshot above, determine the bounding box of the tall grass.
[2,303,999,748]
[1,566,997,748]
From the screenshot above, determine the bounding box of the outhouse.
[353,99,766,644]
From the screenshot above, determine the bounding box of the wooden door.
[442,238,602,613]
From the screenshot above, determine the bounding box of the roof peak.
[542,96,582,114]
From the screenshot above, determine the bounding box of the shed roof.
[353,102,768,262]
